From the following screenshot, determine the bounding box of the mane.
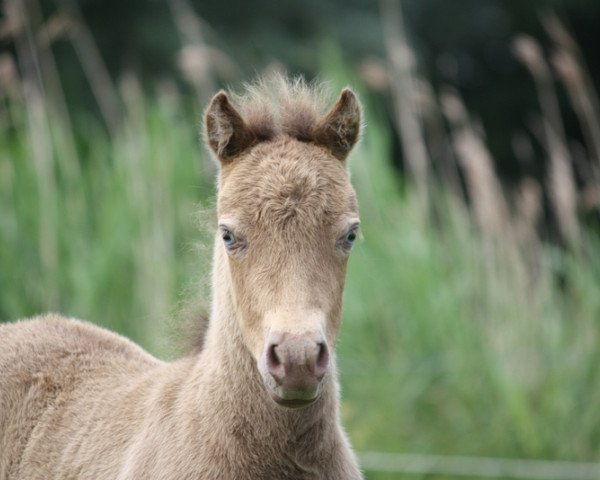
[227,74,332,142]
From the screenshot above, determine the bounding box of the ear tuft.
[314,88,362,160]
[204,91,256,163]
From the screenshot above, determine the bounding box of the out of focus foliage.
[4,0,600,181]
[2,1,600,478]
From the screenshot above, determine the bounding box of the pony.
[0,75,364,479]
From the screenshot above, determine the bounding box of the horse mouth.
[269,391,318,409]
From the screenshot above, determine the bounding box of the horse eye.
[222,229,236,248]
[341,226,359,250]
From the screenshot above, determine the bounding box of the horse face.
[217,140,359,407]
[206,86,361,408]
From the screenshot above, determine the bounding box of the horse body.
[0,315,356,479]
[0,76,364,479]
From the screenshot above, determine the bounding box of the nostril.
[314,342,329,380]
[266,343,285,383]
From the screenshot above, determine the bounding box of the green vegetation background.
[2,2,600,479]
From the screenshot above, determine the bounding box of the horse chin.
[258,361,321,409]
[268,390,319,409]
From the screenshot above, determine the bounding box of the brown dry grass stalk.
[543,13,600,189]
[440,87,511,240]
[5,0,60,308]
[169,0,216,106]
[513,35,580,247]
[63,2,122,136]
[417,78,462,197]
[379,0,430,206]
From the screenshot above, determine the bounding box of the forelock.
[227,73,332,144]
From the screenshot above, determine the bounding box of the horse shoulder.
[0,314,163,478]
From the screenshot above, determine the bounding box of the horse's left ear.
[314,88,362,161]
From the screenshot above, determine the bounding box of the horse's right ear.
[204,92,256,163]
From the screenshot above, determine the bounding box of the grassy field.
[2,52,600,479]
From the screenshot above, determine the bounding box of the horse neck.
[191,243,340,446]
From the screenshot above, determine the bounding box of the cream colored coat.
[0,76,364,479]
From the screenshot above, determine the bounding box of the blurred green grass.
[2,62,600,480]
[341,99,600,472]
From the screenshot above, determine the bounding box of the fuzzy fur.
[0,77,363,479]
[205,74,362,161]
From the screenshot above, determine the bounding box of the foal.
[0,77,364,479]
